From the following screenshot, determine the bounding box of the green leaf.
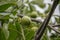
[0,3,15,12]
[2,23,9,40]
[29,3,36,12]
[12,8,17,15]
[0,15,9,23]
[15,22,22,39]
[39,13,46,18]
[8,23,17,40]
[24,29,35,40]
[45,4,51,13]
[31,0,43,5]
[55,17,60,24]
[31,0,45,8]
[0,28,6,40]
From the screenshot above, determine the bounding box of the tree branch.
[34,0,59,40]
[17,14,60,34]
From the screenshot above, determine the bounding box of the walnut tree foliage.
[0,0,60,40]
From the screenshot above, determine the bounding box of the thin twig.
[51,24,60,27]
[48,25,60,34]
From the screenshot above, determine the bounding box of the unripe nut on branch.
[21,16,31,25]
[30,11,38,18]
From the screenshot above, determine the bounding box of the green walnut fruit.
[30,11,38,18]
[31,26,38,31]
[21,16,31,25]
[39,4,46,8]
